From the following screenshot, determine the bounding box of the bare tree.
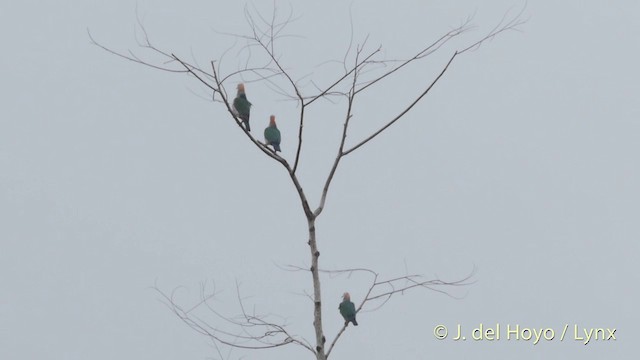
[90,4,524,360]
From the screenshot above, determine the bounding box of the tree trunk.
[308,217,326,360]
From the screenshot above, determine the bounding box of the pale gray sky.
[1,1,638,359]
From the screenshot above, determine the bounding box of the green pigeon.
[339,292,358,326]
[264,115,281,152]
[233,83,252,131]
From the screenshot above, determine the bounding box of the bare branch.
[343,7,525,156]
[343,50,458,156]
[244,18,307,173]
[325,267,475,358]
[88,29,185,73]
[305,45,381,107]
[153,283,315,354]
[353,23,472,96]
[313,43,365,217]
[171,54,217,93]
[458,3,528,54]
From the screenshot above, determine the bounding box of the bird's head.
[269,115,276,126]
[237,83,245,92]
[342,292,350,301]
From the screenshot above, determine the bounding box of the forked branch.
[153,282,315,354]
[324,267,475,358]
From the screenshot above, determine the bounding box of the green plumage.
[339,299,358,326]
[233,91,252,131]
[233,94,252,117]
[264,122,281,152]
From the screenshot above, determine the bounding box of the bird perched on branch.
[233,83,252,131]
[339,292,358,326]
[264,115,281,152]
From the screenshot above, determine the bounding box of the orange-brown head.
[269,115,276,126]
[237,83,245,93]
[342,292,350,301]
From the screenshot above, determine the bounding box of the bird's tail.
[274,143,281,152]
[243,120,251,132]
[352,319,358,326]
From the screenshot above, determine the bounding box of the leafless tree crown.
[91,4,524,359]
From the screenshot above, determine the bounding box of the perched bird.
[233,83,252,131]
[339,292,358,326]
[264,115,281,152]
